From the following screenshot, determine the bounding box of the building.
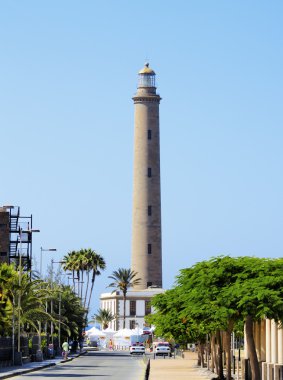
[131,63,162,290]
[0,207,10,263]
[100,63,164,329]
[0,205,35,270]
[100,288,164,331]
[242,319,283,380]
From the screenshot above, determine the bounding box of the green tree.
[0,263,17,335]
[85,250,106,312]
[108,268,141,329]
[90,308,116,330]
[156,256,283,380]
[62,249,106,319]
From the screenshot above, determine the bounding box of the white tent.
[102,327,116,347]
[102,327,116,334]
[86,327,107,348]
[113,328,135,349]
[86,326,106,337]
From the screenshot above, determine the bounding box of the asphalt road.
[13,351,146,380]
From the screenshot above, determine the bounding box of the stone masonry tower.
[131,63,162,290]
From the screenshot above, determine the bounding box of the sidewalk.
[149,351,216,380]
[0,351,85,379]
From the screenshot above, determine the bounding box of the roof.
[138,62,155,75]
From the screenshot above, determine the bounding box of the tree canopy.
[148,256,283,380]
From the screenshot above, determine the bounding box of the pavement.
[149,351,217,380]
[0,350,218,380]
[0,351,86,379]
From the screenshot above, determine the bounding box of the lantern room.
[138,63,156,88]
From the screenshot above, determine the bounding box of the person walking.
[109,339,113,351]
[62,340,69,360]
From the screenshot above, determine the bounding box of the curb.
[0,351,87,379]
[0,362,57,379]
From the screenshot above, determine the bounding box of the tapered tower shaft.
[131,63,162,290]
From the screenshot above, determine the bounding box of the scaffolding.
[6,206,34,272]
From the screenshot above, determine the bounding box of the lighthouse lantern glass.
[138,73,156,88]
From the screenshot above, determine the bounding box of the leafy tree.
[108,268,141,328]
[153,256,283,380]
[90,308,116,330]
[52,284,86,339]
[0,263,17,335]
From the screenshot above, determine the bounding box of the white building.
[100,287,164,331]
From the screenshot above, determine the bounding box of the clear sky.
[1,1,283,315]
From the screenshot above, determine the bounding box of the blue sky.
[1,1,283,314]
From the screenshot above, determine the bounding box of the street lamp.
[40,247,57,277]
[51,260,64,347]
[16,228,39,365]
[38,247,56,359]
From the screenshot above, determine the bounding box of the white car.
[130,344,145,355]
[153,342,171,356]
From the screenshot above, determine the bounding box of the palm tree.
[108,268,141,329]
[90,308,115,330]
[62,249,106,321]
[86,251,106,312]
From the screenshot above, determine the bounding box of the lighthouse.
[131,63,162,289]
[100,64,164,330]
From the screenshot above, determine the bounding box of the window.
[130,300,136,316]
[129,320,136,329]
[148,244,152,254]
[147,282,152,287]
[148,168,152,177]
[145,301,151,315]
[148,129,152,140]
[148,206,152,216]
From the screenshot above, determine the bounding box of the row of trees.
[0,262,86,345]
[147,256,283,380]
[0,246,142,352]
[62,248,106,312]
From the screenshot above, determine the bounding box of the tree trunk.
[84,271,90,309]
[211,334,217,374]
[197,344,201,366]
[216,329,225,380]
[225,330,232,380]
[245,315,260,380]
[200,343,205,367]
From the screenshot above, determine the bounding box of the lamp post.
[16,228,40,365]
[39,247,56,357]
[51,259,64,347]
[40,247,57,277]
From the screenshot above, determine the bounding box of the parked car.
[153,342,171,356]
[130,344,145,355]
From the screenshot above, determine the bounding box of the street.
[13,351,146,380]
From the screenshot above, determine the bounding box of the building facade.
[0,207,10,264]
[242,319,283,380]
[100,288,164,331]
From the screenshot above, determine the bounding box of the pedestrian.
[62,340,69,360]
[79,338,84,352]
[109,339,113,351]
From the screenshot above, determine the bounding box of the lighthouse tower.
[100,64,164,330]
[131,63,162,290]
